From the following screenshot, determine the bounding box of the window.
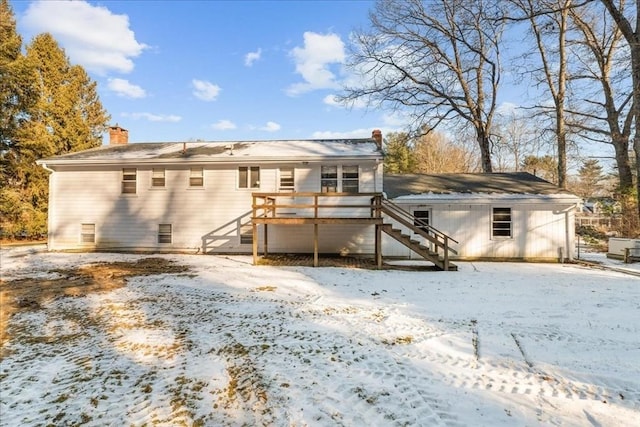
[240,224,253,244]
[81,223,95,243]
[321,166,338,193]
[122,168,136,194]
[152,168,165,187]
[158,224,172,243]
[239,166,260,189]
[279,167,295,191]
[492,207,512,238]
[413,210,430,233]
[342,165,359,193]
[190,167,203,187]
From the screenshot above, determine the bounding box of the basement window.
[189,167,204,187]
[239,166,260,189]
[321,166,338,193]
[152,168,165,187]
[492,207,512,238]
[122,168,136,194]
[240,224,253,244]
[342,165,359,193]
[81,223,95,244]
[158,224,172,244]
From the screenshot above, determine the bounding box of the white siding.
[47,160,381,254]
[383,200,577,261]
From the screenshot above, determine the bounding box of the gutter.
[34,155,383,168]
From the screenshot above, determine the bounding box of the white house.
[37,127,385,258]
[37,127,580,268]
[382,173,581,261]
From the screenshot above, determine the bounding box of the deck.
[251,192,385,267]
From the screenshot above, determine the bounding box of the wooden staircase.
[380,199,458,271]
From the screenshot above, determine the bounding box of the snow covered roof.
[385,173,580,202]
[37,138,382,166]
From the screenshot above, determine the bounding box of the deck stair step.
[380,223,457,271]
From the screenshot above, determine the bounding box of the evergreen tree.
[575,159,605,198]
[0,0,36,179]
[384,132,415,174]
[0,23,110,239]
[521,155,558,184]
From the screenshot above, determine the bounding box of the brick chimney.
[371,129,382,150]
[109,125,128,145]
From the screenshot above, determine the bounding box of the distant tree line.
[342,0,640,235]
[0,0,109,239]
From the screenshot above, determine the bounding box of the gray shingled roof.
[384,173,576,198]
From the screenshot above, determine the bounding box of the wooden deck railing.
[252,192,384,222]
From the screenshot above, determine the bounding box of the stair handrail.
[380,199,458,258]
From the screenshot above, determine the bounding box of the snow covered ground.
[1,248,639,426]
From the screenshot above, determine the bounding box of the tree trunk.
[633,43,640,218]
[556,108,567,188]
[478,130,493,173]
[611,133,634,193]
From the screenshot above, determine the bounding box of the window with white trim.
[321,166,338,193]
[81,223,95,243]
[342,165,359,193]
[279,167,295,191]
[152,168,165,187]
[492,207,512,238]
[189,167,203,187]
[158,224,172,243]
[239,166,260,189]
[122,168,136,194]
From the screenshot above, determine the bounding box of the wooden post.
[375,224,382,269]
[252,223,258,265]
[264,224,268,257]
[443,236,449,271]
[313,224,319,267]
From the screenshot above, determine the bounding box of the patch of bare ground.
[0,257,189,354]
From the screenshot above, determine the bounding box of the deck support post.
[263,224,268,257]
[252,223,258,265]
[375,224,382,269]
[313,224,319,267]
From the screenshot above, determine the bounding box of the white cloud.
[192,79,221,101]
[311,127,398,140]
[22,0,147,74]
[286,32,345,96]
[323,94,366,109]
[260,121,281,132]
[211,120,237,130]
[496,102,520,116]
[107,78,146,99]
[122,112,182,123]
[244,48,262,67]
[311,129,372,139]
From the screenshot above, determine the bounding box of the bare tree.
[508,0,574,188]
[339,0,504,172]
[568,1,634,194]
[599,0,640,220]
[493,111,549,172]
[413,132,480,173]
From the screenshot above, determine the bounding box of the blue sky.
[8,0,616,173]
[11,0,392,143]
